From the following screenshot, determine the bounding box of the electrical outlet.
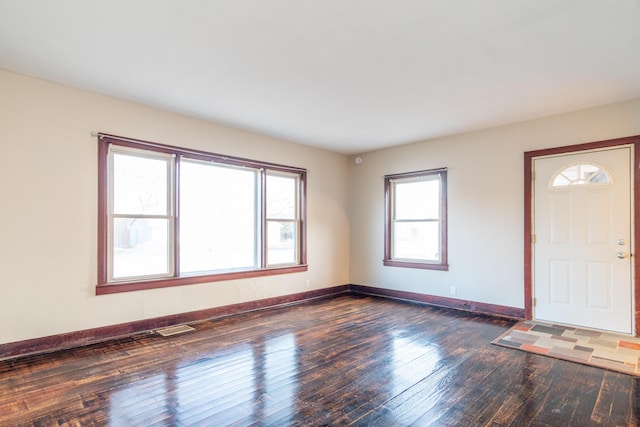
[450,286,456,295]
[305,280,310,288]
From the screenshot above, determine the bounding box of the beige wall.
[3,67,639,345]
[0,70,350,344]
[349,98,640,309]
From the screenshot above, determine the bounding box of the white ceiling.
[1,1,639,154]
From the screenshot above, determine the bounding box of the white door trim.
[524,135,640,336]
[532,146,633,333]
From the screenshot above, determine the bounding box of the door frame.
[524,135,640,336]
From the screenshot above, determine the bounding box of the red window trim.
[383,168,449,271]
[96,265,308,295]
[97,133,307,294]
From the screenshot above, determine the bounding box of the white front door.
[533,147,633,334]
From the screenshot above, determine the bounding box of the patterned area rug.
[492,321,640,376]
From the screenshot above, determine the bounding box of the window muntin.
[550,163,612,188]
[384,169,448,270]
[98,134,307,293]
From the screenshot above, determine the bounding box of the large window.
[98,134,307,294]
[384,168,448,270]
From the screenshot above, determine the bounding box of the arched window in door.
[550,163,612,188]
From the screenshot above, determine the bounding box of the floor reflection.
[108,372,168,425]
[260,334,298,424]
[108,333,298,425]
[391,333,441,395]
[8,297,638,425]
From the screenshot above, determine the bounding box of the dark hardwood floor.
[1,295,638,426]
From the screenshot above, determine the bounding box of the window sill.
[383,259,449,271]
[96,265,309,295]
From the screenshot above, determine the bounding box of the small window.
[266,172,301,266]
[109,147,175,281]
[550,163,612,188]
[384,168,448,271]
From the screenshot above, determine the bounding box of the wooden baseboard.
[349,284,525,319]
[0,285,349,361]
[1,283,524,361]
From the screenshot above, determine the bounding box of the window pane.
[112,218,170,278]
[113,153,168,215]
[395,178,440,220]
[551,163,611,187]
[393,221,440,261]
[267,220,297,265]
[179,161,258,273]
[267,174,296,219]
[589,170,610,184]
[552,174,571,187]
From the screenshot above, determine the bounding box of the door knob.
[617,252,628,259]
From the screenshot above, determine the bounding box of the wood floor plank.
[1,295,639,426]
